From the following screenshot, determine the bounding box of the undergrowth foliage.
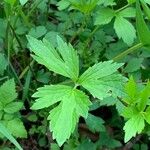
[27,35,125,146]
[0,0,150,149]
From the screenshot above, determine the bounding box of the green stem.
[70,14,89,43]
[113,43,143,61]
[0,76,9,82]
[70,21,86,43]
[19,60,34,79]
[9,23,24,50]
[27,0,43,18]
[18,6,32,28]
[115,4,130,13]
[9,62,23,88]
[84,25,100,49]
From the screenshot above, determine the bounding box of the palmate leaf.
[78,61,126,99]
[28,36,126,146]
[31,85,91,146]
[122,79,150,143]
[27,35,79,82]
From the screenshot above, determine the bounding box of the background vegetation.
[0,0,150,149]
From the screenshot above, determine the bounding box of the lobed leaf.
[31,85,72,110]
[27,35,79,81]
[32,85,91,146]
[78,61,126,99]
[78,60,123,83]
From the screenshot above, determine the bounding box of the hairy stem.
[115,4,130,13]
[113,43,143,61]
[84,25,100,49]
[19,60,35,79]
[27,0,43,18]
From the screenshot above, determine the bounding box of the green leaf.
[56,36,79,81]
[28,26,47,38]
[77,139,97,150]
[19,0,28,5]
[137,82,150,111]
[69,0,99,14]
[0,79,17,105]
[57,0,70,10]
[31,85,72,110]
[7,118,27,138]
[4,102,23,114]
[4,0,16,6]
[0,53,8,76]
[97,132,122,148]
[95,8,115,25]
[136,0,150,46]
[144,0,150,5]
[127,0,136,4]
[124,58,143,73]
[3,114,13,121]
[144,106,150,124]
[124,76,137,104]
[0,123,23,150]
[51,143,60,150]
[122,106,138,118]
[114,15,136,45]
[100,97,118,106]
[119,7,136,18]
[78,61,126,99]
[27,35,79,81]
[123,114,145,142]
[79,61,123,83]
[32,85,91,146]
[98,0,116,6]
[141,0,150,20]
[85,113,105,133]
[116,100,126,114]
